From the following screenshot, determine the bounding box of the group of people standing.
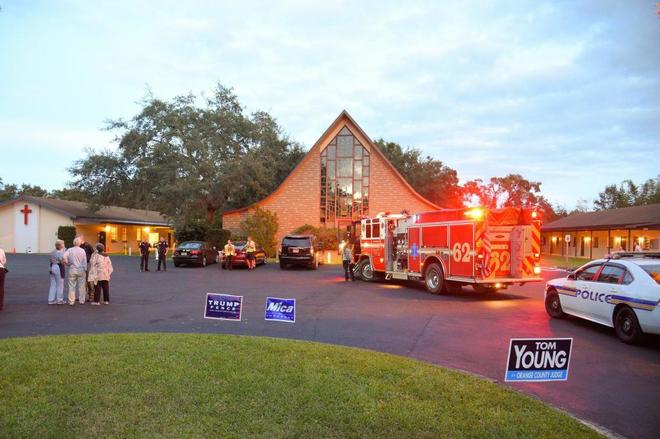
[47,235,113,306]
[222,236,257,270]
[137,236,169,272]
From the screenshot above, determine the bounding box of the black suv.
[279,235,319,269]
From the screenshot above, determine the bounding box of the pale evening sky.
[0,0,659,209]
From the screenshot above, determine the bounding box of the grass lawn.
[542,254,589,270]
[0,334,600,438]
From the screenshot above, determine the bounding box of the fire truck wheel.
[357,260,374,282]
[424,263,444,294]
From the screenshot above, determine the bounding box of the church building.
[223,111,439,244]
[0,195,173,253]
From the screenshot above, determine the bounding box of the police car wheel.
[544,291,565,318]
[614,307,643,344]
[424,263,444,294]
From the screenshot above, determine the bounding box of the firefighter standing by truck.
[341,242,354,281]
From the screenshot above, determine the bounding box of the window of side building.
[320,127,369,223]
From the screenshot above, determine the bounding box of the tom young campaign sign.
[264,297,296,323]
[204,293,243,321]
[505,338,572,382]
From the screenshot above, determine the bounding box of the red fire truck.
[352,207,543,293]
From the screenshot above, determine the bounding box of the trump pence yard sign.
[204,293,243,321]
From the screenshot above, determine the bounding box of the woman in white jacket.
[88,243,113,305]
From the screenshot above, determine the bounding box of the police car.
[544,252,660,344]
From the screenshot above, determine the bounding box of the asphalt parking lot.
[1,254,659,438]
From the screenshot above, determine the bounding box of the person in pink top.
[88,243,114,305]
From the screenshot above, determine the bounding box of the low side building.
[222,110,439,246]
[0,195,173,253]
[541,203,660,259]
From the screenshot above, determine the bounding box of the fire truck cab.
[353,207,543,294]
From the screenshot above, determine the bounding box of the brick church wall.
[369,150,437,215]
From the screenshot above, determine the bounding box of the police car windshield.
[283,237,310,247]
[177,242,202,249]
[640,265,660,284]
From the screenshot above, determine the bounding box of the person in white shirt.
[0,247,6,311]
[63,237,88,305]
[634,242,643,252]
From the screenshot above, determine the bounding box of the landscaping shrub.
[57,226,76,248]
[240,207,278,257]
[292,224,339,251]
[174,218,209,242]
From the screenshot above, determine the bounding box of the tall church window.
[320,126,369,222]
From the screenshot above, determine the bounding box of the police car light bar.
[610,251,660,259]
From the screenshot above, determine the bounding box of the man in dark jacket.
[139,238,151,272]
[156,237,169,271]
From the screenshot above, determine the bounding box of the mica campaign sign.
[204,293,243,321]
[505,338,572,382]
[264,297,296,323]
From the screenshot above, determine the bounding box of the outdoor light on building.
[464,208,484,220]
[638,237,644,244]
[584,236,591,242]
[104,225,111,232]
[144,227,150,233]
[615,237,622,243]
[551,236,557,243]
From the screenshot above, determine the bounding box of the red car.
[220,241,267,269]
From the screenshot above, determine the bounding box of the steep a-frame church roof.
[224,110,439,214]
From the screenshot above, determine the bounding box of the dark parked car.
[172,241,217,267]
[220,241,267,269]
[279,234,320,269]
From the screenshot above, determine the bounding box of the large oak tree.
[69,84,304,222]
